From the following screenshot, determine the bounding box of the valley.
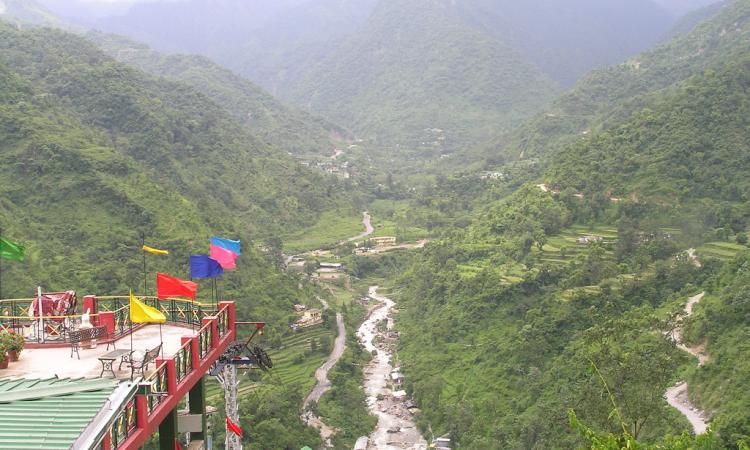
[1,0,750,449]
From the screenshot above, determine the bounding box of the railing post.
[184,336,200,369]
[135,394,149,428]
[101,431,112,450]
[202,317,219,350]
[99,311,115,335]
[219,301,235,336]
[157,357,178,395]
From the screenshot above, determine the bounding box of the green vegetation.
[477,0,750,167]
[87,31,345,158]
[281,208,364,253]
[385,5,750,444]
[283,0,558,153]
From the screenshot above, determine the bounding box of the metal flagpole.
[159,322,164,357]
[141,233,147,296]
[37,286,43,343]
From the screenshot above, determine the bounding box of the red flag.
[156,273,198,300]
[175,439,183,450]
[226,417,243,438]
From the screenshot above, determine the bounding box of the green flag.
[0,237,25,262]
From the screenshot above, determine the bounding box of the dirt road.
[301,308,346,447]
[347,211,374,242]
[665,291,710,434]
[304,312,346,408]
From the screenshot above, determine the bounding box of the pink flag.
[210,244,237,269]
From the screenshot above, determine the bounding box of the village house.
[292,308,323,330]
[370,236,397,247]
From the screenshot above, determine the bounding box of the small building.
[293,304,307,312]
[392,390,407,401]
[390,370,404,387]
[319,262,343,270]
[295,308,323,329]
[432,436,452,450]
[370,236,397,247]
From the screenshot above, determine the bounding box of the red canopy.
[156,273,197,300]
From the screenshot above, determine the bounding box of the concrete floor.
[1,324,195,380]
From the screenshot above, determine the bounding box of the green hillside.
[0,21,348,303]
[477,0,750,164]
[87,31,347,158]
[283,0,559,152]
[389,2,750,448]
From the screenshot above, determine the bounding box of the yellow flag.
[142,245,169,256]
[129,290,166,324]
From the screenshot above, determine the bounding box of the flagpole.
[141,233,147,296]
[159,322,164,357]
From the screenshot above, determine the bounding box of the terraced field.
[538,224,619,267]
[696,241,748,261]
[205,326,335,404]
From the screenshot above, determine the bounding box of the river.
[358,286,427,450]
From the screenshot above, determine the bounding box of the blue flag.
[210,237,241,255]
[189,255,224,279]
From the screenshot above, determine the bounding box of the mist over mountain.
[653,0,723,16]
[51,0,684,152]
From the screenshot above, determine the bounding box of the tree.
[303,260,320,276]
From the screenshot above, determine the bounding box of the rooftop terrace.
[2,324,192,380]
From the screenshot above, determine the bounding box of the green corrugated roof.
[0,377,117,450]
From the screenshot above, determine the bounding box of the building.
[370,236,397,247]
[0,294,245,450]
[318,262,343,270]
[294,308,323,329]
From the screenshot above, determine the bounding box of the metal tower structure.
[215,365,242,450]
[208,322,270,450]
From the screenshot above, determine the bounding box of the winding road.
[300,211,375,447]
[665,291,710,434]
[347,211,374,243]
[301,300,346,447]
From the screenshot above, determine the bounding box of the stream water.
[358,286,427,450]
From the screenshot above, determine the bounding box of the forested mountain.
[0,20,351,302]
[388,1,750,448]
[281,0,559,150]
[476,0,749,165]
[87,32,345,156]
[54,0,682,157]
[455,0,672,86]
[90,0,377,94]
